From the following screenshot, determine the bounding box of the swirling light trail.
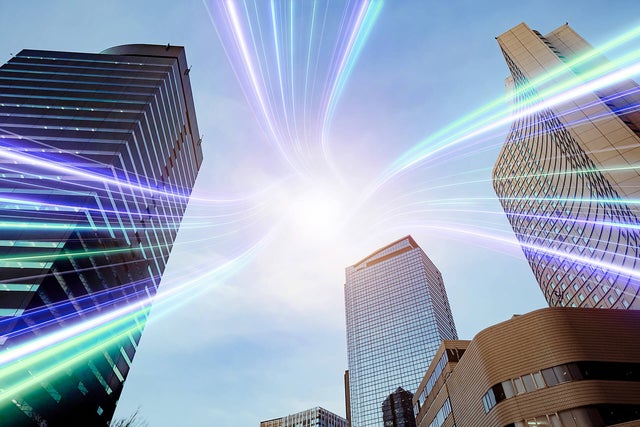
[3,3,640,414]
[204,0,384,175]
[0,231,270,403]
[368,25,640,196]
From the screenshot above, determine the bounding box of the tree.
[110,408,148,427]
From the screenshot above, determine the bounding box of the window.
[533,371,545,389]
[540,368,558,387]
[522,374,536,392]
[502,380,515,398]
[483,390,496,413]
[77,382,88,396]
[553,365,571,383]
[492,383,507,402]
[514,377,526,394]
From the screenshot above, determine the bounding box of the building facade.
[345,236,458,427]
[492,22,640,309]
[345,370,352,427]
[0,45,202,425]
[412,341,468,427]
[260,407,348,427]
[413,308,640,427]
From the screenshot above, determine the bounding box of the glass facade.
[493,23,640,310]
[0,45,202,425]
[260,407,347,427]
[345,236,457,427]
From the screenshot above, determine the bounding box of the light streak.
[204,0,384,174]
[2,6,640,414]
[439,223,640,282]
[321,0,384,155]
[0,233,269,403]
[366,25,640,199]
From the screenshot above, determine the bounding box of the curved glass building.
[493,23,640,309]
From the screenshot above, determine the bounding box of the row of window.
[484,361,640,413]
[414,348,465,416]
[429,399,452,427]
[505,403,640,427]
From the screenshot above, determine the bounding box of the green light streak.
[0,234,266,405]
[324,0,384,127]
[0,233,178,264]
[0,307,150,404]
[387,23,640,176]
[432,24,640,150]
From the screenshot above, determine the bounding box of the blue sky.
[1,1,639,425]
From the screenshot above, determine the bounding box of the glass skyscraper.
[493,23,640,309]
[260,407,348,427]
[344,236,457,427]
[0,44,202,425]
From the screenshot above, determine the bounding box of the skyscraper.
[493,23,640,309]
[260,407,348,427]
[344,236,457,427]
[0,44,202,425]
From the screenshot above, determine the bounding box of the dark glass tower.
[381,387,416,427]
[0,45,202,425]
[344,236,457,427]
[493,23,640,309]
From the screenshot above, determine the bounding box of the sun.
[287,185,345,240]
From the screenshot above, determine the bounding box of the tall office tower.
[381,387,416,427]
[493,23,640,309]
[345,236,458,427]
[260,407,348,427]
[0,45,202,425]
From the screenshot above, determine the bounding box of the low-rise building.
[261,406,347,427]
[413,308,640,427]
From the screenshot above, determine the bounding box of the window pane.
[492,383,506,402]
[568,363,583,381]
[514,377,525,394]
[533,371,545,389]
[502,380,515,398]
[559,410,578,427]
[541,368,558,386]
[522,374,536,392]
[554,365,571,383]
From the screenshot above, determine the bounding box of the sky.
[1,0,639,426]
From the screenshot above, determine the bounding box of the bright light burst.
[286,184,346,240]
